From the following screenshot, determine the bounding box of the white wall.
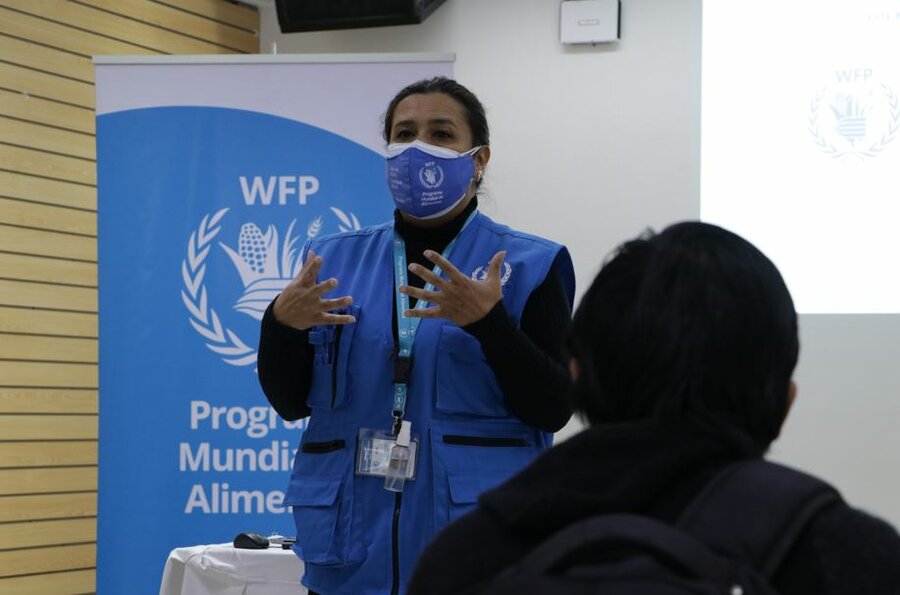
[260,0,900,527]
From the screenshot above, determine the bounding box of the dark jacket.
[408,418,900,594]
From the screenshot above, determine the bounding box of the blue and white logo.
[418,161,445,189]
[471,261,513,286]
[183,207,361,367]
[809,68,900,159]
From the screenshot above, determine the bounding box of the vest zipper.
[391,491,403,595]
[442,435,529,448]
[331,323,344,408]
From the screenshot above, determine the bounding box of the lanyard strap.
[391,210,478,429]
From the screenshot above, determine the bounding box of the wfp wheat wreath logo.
[471,261,512,286]
[418,162,444,189]
[809,69,900,159]
[181,207,360,367]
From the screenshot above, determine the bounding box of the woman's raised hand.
[272,250,355,330]
[400,250,505,327]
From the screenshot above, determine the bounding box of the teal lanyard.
[391,210,478,433]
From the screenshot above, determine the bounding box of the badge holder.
[356,421,418,492]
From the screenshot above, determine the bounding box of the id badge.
[356,428,418,480]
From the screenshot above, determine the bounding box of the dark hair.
[382,76,490,148]
[567,221,799,451]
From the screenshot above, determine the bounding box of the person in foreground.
[408,221,900,594]
[257,77,575,595]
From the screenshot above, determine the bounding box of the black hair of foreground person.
[407,221,900,595]
[567,221,799,452]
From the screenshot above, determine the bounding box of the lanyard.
[391,210,478,431]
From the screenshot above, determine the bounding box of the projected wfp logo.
[180,177,362,368]
[809,68,900,159]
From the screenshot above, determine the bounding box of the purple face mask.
[386,140,480,220]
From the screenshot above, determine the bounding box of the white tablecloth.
[159,543,307,595]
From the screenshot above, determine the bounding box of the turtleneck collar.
[393,197,479,249]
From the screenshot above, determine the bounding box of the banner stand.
[94,53,453,594]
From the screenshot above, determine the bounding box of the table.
[159,543,307,595]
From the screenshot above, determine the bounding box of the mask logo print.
[418,162,444,189]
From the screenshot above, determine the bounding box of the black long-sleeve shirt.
[257,199,573,432]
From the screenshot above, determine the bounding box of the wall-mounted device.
[560,0,621,44]
[275,0,446,33]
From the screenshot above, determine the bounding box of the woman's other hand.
[401,250,505,326]
[272,250,356,330]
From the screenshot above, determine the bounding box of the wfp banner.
[95,55,453,594]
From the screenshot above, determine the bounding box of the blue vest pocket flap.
[437,325,508,418]
[306,305,360,410]
[439,325,482,358]
[284,476,341,507]
[446,473,492,523]
[447,473,487,505]
[284,476,354,565]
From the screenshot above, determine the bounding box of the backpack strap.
[502,513,734,580]
[677,459,840,578]
[482,513,741,595]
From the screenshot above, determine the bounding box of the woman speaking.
[257,77,575,595]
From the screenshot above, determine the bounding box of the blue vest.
[283,212,575,594]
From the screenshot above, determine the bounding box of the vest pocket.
[284,476,353,566]
[432,423,539,531]
[447,472,484,523]
[306,305,361,410]
[435,325,508,418]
